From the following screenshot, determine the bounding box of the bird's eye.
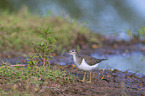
[72,50,74,52]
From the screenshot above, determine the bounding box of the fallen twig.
[0,64,27,67]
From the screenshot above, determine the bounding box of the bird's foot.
[79,79,85,82]
[86,80,91,83]
[78,78,86,82]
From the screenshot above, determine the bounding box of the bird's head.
[69,49,78,55]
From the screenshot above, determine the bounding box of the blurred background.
[1,0,145,40]
[0,0,145,75]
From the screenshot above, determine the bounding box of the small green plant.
[127,26,145,41]
[33,26,56,66]
[138,26,145,36]
[127,29,132,40]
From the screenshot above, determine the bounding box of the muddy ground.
[56,66,145,96]
[0,39,145,95]
[52,40,145,96]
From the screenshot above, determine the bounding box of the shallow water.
[1,51,145,75]
[91,52,145,75]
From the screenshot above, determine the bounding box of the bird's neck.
[73,53,80,59]
[72,53,80,66]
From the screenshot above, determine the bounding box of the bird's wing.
[80,55,107,66]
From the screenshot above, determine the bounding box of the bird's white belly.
[77,59,99,71]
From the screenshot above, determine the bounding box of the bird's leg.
[80,72,86,82]
[87,72,92,83]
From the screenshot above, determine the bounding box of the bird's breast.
[78,59,99,71]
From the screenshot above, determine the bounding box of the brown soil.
[1,65,144,96]
[54,65,145,96]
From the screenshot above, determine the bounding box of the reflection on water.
[91,52,145,75]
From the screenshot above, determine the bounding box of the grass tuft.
[0,64,74,95]
[0,8,102,55]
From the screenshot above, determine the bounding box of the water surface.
[91,52,145,75]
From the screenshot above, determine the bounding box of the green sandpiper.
[69,49,107,83]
